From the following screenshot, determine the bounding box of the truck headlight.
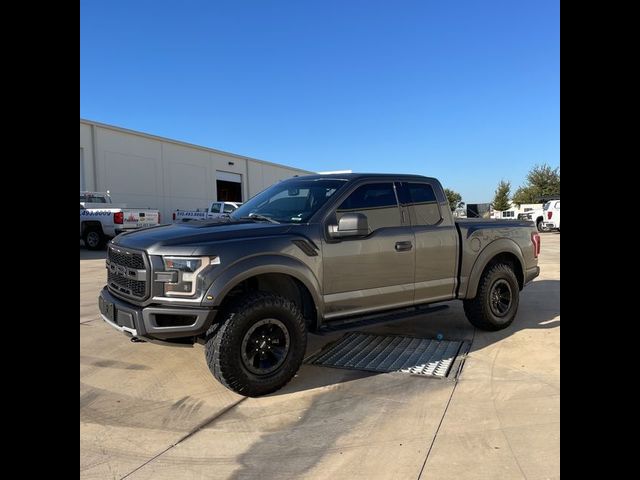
[162,256,219,296]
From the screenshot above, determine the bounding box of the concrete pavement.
[80,233,559,479]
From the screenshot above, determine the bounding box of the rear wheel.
[536,220,545,232]
[83,228,104,250]
[463,263,520,331]
[204,292,307,397]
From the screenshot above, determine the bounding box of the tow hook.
[130,337,146,343]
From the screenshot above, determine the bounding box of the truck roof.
[291,173,439,182]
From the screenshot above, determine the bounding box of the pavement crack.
[120,397,247,479]
[416,327,476,480]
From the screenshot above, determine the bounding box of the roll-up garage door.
[216,171,242,202]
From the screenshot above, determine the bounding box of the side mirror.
[328,213,369,239]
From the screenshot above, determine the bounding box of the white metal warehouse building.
[80,119,311,220]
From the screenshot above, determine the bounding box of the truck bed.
[455,218,537,299]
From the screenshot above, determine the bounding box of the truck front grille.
[107,247,145,269]
[107,271,147,298]
[107,244,149,301]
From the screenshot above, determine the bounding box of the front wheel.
[463,263,520,331]
[204,292,307,397]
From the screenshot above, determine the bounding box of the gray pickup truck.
[99,174,540,396]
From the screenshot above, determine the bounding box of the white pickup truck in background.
[80,191,161,249]
[172,201,242,222]
[543,200,560,231]
[517,207,547,232]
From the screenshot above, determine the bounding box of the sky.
[80,0,559,203]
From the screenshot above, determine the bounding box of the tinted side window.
[336,182,401,231]
[223,203,236,213]
[406,183,441,225]
[211,203,222,213]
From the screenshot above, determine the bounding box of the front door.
[322,181,415,319]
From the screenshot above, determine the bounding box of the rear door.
[397,181,458,303]
[322,181,415,318]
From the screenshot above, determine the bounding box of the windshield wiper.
[240,214,280,224]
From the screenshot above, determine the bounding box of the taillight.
[114,212,124,224]
[172,212,176,221]
[547,211,552,219]
[531,232,541,258]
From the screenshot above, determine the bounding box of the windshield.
[231,178,347,223]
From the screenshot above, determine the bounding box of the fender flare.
[464,238,525,299]
[202,254,323,324]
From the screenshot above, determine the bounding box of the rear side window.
[336,182,401,231]
[80,194,107,203]
[211,202,222,213]
[405,183,441,226]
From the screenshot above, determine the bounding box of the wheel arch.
[464,239,525,299]
[81,221,104,235]
[202,255,323,330]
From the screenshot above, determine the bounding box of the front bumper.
[98,287,217,346]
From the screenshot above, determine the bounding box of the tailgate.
[122,210,159,228]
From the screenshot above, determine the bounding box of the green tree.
[492,180,511,211]
[512,186,537,205]
[512,164,560,205]
[444,188,462,212]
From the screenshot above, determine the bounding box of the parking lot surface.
[80,233,559,480]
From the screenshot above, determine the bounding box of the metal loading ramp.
[305,332,470,379]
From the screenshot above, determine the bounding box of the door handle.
[395,241,413,252]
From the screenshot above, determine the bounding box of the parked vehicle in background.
[99,173,540,397]
[467,203,492,218]
[80,191,112,206]
[173,201,242,222]
[543,200,560,231]
[517,207,546,232]
[80,191,160,250]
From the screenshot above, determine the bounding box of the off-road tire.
[204,292,307,397]
[463,263,520,331]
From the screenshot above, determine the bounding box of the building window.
[502,211,515,218]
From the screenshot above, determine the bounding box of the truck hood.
[111,220,292,255]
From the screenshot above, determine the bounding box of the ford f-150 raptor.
[98,174,540,396]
